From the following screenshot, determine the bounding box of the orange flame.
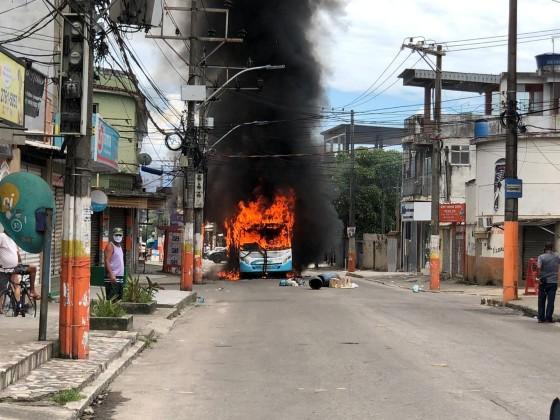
[226,189,296,252]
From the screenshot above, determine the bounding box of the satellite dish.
[138,153,152,166]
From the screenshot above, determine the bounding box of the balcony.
[402,175,432,198]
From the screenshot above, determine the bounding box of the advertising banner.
[24,67,46,132]
[91,113,119,172]
[0,50,25,127]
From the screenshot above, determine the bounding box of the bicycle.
[0,265,37,318]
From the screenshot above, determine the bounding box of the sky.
[3,0,560,177]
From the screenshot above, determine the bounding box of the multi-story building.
[465,54,560,285]
[398,69,500,277]
[89,69,166,280]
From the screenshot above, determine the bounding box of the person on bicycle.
[0,228,40,299]
[104,227,125,300]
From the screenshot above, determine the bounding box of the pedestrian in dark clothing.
[537,243,560,323]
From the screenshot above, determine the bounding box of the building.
[89,69,166,280]
[321,124,404,152]
[465,53,560,285]
[398,69,500,276]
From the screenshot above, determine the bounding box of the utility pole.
[503,0,519,302]
[58,1,93,358]
[402,40,445,290]
[180,0,198,291]
[347,110,356,272]
[430,45,443,291]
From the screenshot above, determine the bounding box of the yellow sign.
[0,50,24,127]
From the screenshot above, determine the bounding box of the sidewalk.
[0,270,196,419]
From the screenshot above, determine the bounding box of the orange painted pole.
[430,234,440,290]
[503,221,519,302]
[181,221,194,291]
[60,231,73,357]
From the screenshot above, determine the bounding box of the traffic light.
[59,14,88,135]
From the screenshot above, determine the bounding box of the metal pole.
[430,45,443,291]
[38,209,53,341]
[181,0,198,291]
[503,0,519,302]
[347,110,356,272]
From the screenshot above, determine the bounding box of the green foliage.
[51,389,84,405]
[122,275,161,303]
[91,290,126,317]
[334,148,402,236]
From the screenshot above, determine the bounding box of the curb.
[163,292,198,319]
[480,297,560,321]
[64,337,149,419]
[0,341,56,391]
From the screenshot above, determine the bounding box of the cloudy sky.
[3,0,560,140]
[320,0,560,117]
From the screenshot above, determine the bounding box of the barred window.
[450,145,469,165]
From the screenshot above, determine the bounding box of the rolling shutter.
[49,187,64,293]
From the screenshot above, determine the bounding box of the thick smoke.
[204,0,343,269]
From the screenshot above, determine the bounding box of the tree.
[333,148,402,237]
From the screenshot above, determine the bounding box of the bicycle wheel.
[22,290,36,318]
[0,290,16,317]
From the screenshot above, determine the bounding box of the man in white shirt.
[0,230,21,306]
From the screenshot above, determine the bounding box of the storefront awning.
[108,196,147,209]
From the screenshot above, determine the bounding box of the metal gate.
[522,225,555,280]
[50,187,64,294]
[454,225,465,278]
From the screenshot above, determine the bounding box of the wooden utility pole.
[503,0,519,302]
[347,110,356,272]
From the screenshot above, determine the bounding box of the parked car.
[206,247,227,263]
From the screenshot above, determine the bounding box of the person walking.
[104,227,125,301]
[537,243,560,323]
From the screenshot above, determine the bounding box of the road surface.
[93,277,560,419]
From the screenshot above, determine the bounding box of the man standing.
[537,243,560,323]
[104,227,125,301]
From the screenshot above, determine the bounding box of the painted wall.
[93,91,139,174]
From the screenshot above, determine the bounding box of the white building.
[465,54,560,285]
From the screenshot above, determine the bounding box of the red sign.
[439,203,465,223]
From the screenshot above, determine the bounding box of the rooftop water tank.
[536,54,560,72]
[474,119,489,138]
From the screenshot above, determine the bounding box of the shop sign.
[402,201,431,221]
[439,203,466,223]
[91,113,119,172]
[0,49,25,127]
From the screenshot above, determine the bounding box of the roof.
[398,69,500,93]
[320,125,405,147]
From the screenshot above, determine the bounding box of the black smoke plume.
[203,0,343,269]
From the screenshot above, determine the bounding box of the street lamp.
[207,120,272,151]
[198,64,286,110]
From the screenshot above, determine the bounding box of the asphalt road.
[93,277,560,420]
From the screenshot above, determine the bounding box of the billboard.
[24,67,47,132]
[91,114,119,172]
[401,201,431,221]
[0,49,25,127]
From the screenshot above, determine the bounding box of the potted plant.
[90,290,133,331]
[120,275,161,314]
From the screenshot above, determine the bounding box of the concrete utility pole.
[402,40,445,290]
[347,110,356,272]
[58,1,93,359]
[503,0,519,302]
[180,0,199,291]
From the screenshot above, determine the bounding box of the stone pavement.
[0,269,196,419]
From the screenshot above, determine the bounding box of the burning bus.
[224,189,295,278]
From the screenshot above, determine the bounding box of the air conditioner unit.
[478,216,493,229]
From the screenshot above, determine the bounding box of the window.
[93,103,99,114]
[450,145,469,165]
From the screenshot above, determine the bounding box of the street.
[93,277,560,420]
